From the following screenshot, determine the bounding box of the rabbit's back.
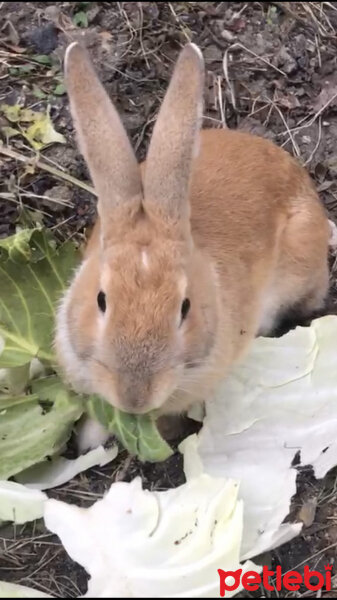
[188,128,330,337]
[189,129,321,257]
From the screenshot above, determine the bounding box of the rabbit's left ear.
[143,44,204,225]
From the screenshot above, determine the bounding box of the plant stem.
[0,143,96,196]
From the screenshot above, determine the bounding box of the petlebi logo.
[218,564,333,596]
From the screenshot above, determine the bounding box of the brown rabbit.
[55,42,331,449]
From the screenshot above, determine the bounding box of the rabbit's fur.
[55,43,330,449]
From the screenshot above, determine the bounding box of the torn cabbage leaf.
[45,475,259,598]
[0,480,47,524]
[16,445,118,490]
[0,581,52,598]
[0,376,82,480]
[87,396,173,462]
[0,228,79,368]
[181,315,337,560]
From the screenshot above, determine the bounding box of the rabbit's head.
[55,43,219,414]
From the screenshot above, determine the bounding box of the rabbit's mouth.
[88,358,183,415]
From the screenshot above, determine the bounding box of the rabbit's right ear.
[65,43,142,223]
[143,44,204,228]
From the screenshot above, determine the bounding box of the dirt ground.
[1,1,337,597]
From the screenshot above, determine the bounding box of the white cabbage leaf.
[0,447,118,525]
[0,480,47,524]
[16,445,118,490]
[44,475,259,598]
[181,315,337,560]
[0,580,52,598]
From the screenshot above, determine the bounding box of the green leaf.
[137,414,174,462]
[0,228,55,263]
[53,82,66,96]
[17,206,44,229]
[9,65,35,77]
[0,376,83,480]
[0,363,31,395]
[87,396,173,462]
[0,228,80,368]
[32,54,52,65]
[73,10,89,27]
[32,84,47,99]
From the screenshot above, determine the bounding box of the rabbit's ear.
[144,44,204,226]
[65,43,142,215]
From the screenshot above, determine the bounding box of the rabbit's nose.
[117,378,153,414]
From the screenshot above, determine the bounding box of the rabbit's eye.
[97,291,106,313]
[181,298,191,322]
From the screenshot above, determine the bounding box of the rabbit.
[55,41,331,452]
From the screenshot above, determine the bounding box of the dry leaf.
[22,109,66,150]
[275,90,300,110]
[0,104,66,150]
[312,73,337,113]
[1,19,20,46]
[0,103,22,122]
[1,126,19,140]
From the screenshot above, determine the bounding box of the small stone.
[298,499,317,528]
[42,185,73,213]
[221,29,235,42]
[203,45,223,63]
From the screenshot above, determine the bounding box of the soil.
[1,1,337,597]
